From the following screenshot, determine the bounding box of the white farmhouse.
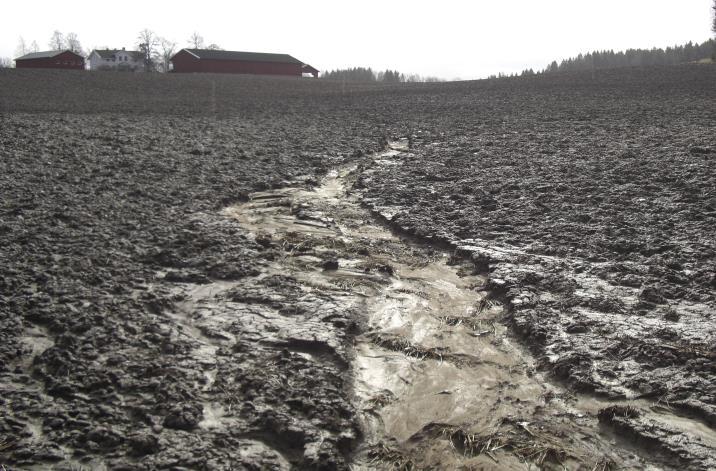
[88,48,144,71]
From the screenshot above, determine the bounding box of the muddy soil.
[354,67,716,468]
[1,65,715,469]
[224,141,716,470]
[0,107,383,469]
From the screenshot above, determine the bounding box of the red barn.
[170,49,318,77]
[15,50,85,70]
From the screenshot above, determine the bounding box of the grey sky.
[2,0,713,79]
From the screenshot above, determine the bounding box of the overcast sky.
[2,0,713,79]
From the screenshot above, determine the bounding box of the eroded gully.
[174,140,714,469]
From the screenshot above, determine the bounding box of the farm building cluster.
[14,48,318,77]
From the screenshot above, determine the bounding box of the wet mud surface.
[222,142,716,470]
[0,93,383,469]
[1,65,715,469]
[353,68,716,468]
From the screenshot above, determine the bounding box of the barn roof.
[181,49,303,65]
[15,50,71,60]
[92,49,143,60]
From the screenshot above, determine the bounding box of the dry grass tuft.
[395,287,429,299]
[438,423,569,468]
[367,442,416,471]
[367,390,396,409]
[476,297,501,315]
[591,457,618,471]
[597,405,641,422]
[369,333,449,362]
[442,427,508,461]
[437,315,496,336]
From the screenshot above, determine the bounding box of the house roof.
[302,64,319,73]
[91,49,143,60]
[179,49,303,65]
[15,50,80,61]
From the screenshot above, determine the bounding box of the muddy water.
[219,141,714,469]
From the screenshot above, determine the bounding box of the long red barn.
[15,50,85,70]
[170,49,318,77]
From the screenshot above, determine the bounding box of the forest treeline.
[487,39,716,79]
[321,67,442,83]
[541,39,715,74]
[321,40,715,83]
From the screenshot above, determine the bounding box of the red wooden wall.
[171,50,301,76]
[16,51,85,70]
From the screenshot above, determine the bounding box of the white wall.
[89,50,144,71]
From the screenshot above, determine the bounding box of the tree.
[379,69,405,83]
[188,32,204,49]
[30,41,39,53]
[158,37,176,72]
[49,30,65,50]
[206,43,223,50]
[65,32,82,53]
[0,57,12,68]
[321,67,440,82]
[321,67,376,82]
[15,37,28,57]
[137,29,159,71]
[541,39,716,73]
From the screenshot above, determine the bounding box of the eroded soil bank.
[224,142,715,469]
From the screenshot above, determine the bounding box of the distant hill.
[542,39,715,74]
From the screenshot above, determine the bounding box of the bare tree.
[188,32,204,49]
[206,43,223,50]
[66,32,82,53]
[137,29,159,71]
[30,41,39,53]
[49,30,65,50]
[0,57,12,68]
[16,37,28,57]
[158,38,176,72]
